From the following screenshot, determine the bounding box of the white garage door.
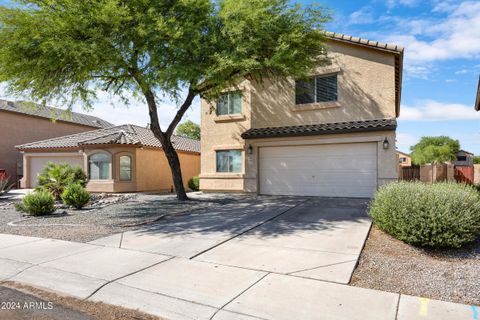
[259,143,377,198]
[29,156,84,188]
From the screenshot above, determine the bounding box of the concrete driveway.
[1,196,475,320]
[91,196,371,284]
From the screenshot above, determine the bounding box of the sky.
[0,0,479,154]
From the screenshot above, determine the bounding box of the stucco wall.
[136,148,200,192]
[1,110,98,183]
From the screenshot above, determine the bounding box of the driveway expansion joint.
[190,200,308,260]
[84,255,175,301]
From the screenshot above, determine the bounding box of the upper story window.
[457,156,467,161]
[88,153,111,180]
[399,157,407,163]
[295,74,338,105]
[216,150,242,173]
[119,155,132,181]
[217,91,242,115]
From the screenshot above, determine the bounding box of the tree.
[410,136,460,165]
[176,120,200,140]
[473,156,480,164]
[0,0,330,200]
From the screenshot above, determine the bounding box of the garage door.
[259,143,377,198]
[29,156,84,188]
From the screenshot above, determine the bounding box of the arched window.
[88,153,111,180]
[119,155,132,181]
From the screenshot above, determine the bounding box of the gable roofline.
[15,124,200,154]
[324,32,404,118]
[475,76,480,111]
[396,150,410,157]
[458,149,474,156]
[0,99,113,129]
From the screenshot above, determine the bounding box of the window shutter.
[316,75,338,102]
[295,79,316,104]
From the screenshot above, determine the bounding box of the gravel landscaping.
[350,226,480,306]
[0,192,252,242]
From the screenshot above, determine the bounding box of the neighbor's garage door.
[259,143,377,198]
[29,156,84,188]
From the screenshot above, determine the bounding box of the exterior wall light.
[247,144,253,155]
[383,137,389,150]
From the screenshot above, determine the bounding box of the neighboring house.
[0,100,112,183]
[454,149,474,166]
[475,76,479,111]
[16,125,200,192]
[397,151,411,167]
[199,32,403,198]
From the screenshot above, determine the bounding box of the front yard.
[0,192,249,242]
[351,226,480,306]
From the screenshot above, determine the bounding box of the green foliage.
[369,181,480,248]
[37,162,87,200]
[0,177,14,196]
[16,190,55,216]
[188,176,200,191]
[410,136,460,165]
[176,120,200,140]
[0,0,329,108]
[61,184,90,209]
[473,155,480,164]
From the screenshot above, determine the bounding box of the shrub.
[16,190,55,216]
[61,184,90,209]
[188,176,199,191]
[0,177,14,196]
[369,181,480,248]
[37,162,87,199]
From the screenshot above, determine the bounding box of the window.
[88,153,111,180]
[217,92,242,115]
[295,74,338,105]
[216,150,242,173]
[119,155,132,181]
[457,156,467,161]
[399,157,406,163]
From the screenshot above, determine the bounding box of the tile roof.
[324,32,404,53]
[16,124,201,153]
[0,99,113,128]
[241,119,397,139]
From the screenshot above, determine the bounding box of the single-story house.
[16,124,200,192]
[454,149,474,166]
[397,151,411,167]
[0,100,112,184]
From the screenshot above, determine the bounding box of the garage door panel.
[30,156,84,188]
[259,143,377,198]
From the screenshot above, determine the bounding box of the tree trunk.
[141,86,196,201]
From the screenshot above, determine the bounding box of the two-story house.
[199,32,404,198]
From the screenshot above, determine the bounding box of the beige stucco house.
[200,32,404,198]
[0,100,112,184]
[16,125,200,193]
[397,151,412,167]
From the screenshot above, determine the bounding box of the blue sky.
[0,0,479,154]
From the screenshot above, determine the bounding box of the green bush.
[188,176,199,191]
[61,184,90,209]
[16,190,55,216]
[369,181,480,248]
[37,162,87,199]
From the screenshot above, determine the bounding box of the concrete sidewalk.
[0,234,476,320]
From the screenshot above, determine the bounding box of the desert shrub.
[15,190,55,216]
[188,176,199,191]
[0,177,14,196]
[37,162,87,199]
[61,184,90,209]
[369,181,480,248]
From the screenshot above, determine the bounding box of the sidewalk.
[0,233,477,320]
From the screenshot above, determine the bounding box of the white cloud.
[400,100,480,121]
[396,132,419,152]
[348,7,375,25]
[386,0,420,9]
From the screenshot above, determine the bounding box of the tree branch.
[166,85,196,138]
